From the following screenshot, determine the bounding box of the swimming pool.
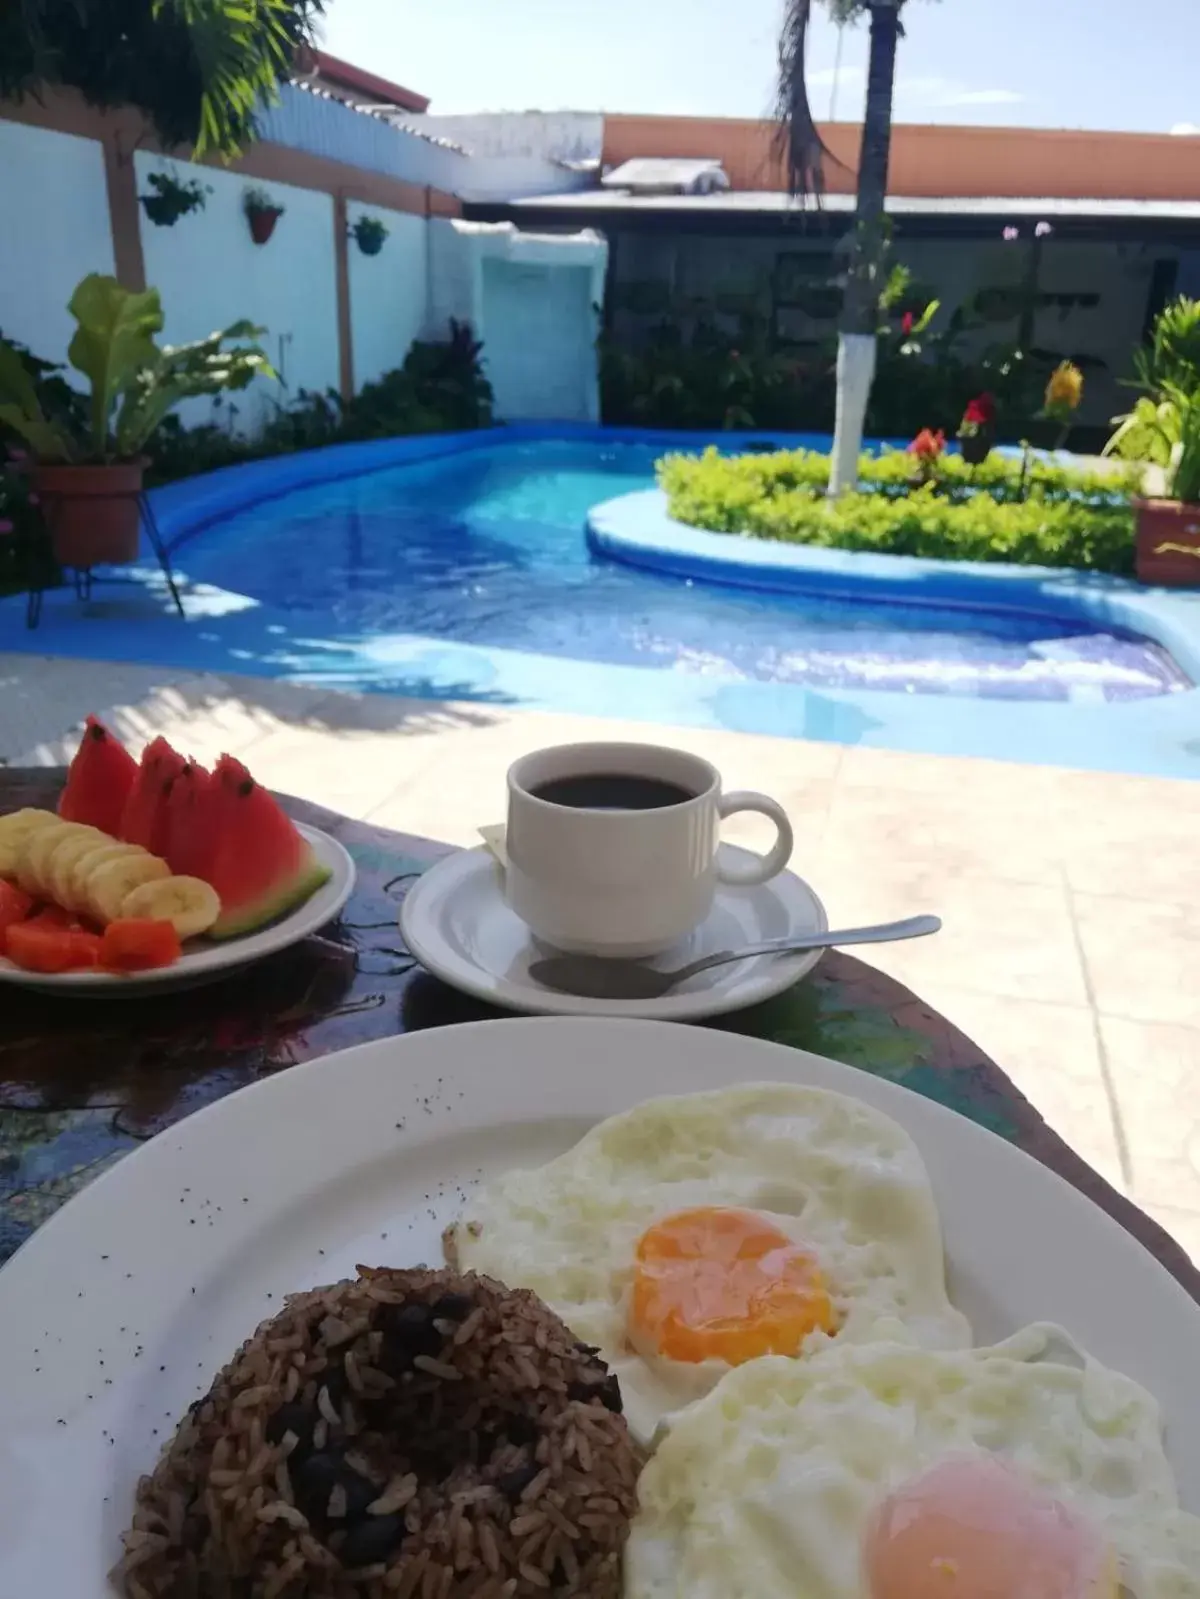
[4,425,1199,778]
[176,437,1185,706]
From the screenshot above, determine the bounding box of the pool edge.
[586,488,1200,688]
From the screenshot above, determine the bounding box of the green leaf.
[113,322,273,455]
[0,342,72,459]
[66,275,164,458]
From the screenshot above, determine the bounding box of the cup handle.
[715,792,794,886]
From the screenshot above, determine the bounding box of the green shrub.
[659,448,1136,575]
[144,321,493,485]
[659,445,1136,509]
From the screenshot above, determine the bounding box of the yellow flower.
[1044,360,1084,413]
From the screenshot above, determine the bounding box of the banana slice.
[0,809,60,878]
[46,830,115,912]
[121,876,221,941]
[84,853,171,925]
[66,843,148,916]
[17,821,100,897]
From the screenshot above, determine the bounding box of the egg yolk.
[630,1207,836,1365]
[865,1456,1118,1599]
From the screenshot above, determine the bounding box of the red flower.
[907,428,946,461]
[901,311,914,335]
[963,392,996,426]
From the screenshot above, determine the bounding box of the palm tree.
[777,0,908,493]
[0,0,322,159]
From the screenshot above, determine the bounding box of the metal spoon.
[528,914,942,1001]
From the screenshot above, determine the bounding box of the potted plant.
[0,273,270,569]
[351,215,389,257]
[243,186,285,245]
[1108,384,1200,585]
[140,170,210,227]
[956,391,996,465]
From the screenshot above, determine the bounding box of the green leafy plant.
[659,445,1133,513]
[144,322,494,481]
[1109,384,1200,505]
[351,215,389,257]
[244,185,284,217]
[1133,296,1200,397]
[140,170,211,226]
[658,446,1136,574]
[0,0,323,158]
[0,274,272,464]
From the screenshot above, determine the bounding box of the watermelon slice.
[164,760,216,879]
[201,754,331,940]
[58,716,139,834]
[120,737,187,857]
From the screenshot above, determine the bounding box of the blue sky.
[322,0,1200,133]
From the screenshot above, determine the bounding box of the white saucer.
[398,843,828,1019]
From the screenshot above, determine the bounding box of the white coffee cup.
[505,742,793,957]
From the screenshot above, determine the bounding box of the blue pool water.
[179,438,1186,704]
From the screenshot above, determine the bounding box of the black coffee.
[531,773,697,810]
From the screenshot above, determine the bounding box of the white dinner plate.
[399,843,828,1018]
[0,824,355,993]
[0,1017,1198,1596]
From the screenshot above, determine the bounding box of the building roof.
[602,114,1200,204]
[507,190,1200,221]
[299,49,430,115]
[463,186,1200,241]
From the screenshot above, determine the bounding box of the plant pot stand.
[25,490,185,629]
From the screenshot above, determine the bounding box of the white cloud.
[1170,121,1200,135]
[895,74,1024,111]
[806,65,865,89]
[941,88,1025,107]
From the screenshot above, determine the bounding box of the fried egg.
[445,1083,969,1442]
[626,1323,1200,1599]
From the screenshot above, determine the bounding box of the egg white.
[445,1082,969,1443]
[627,1323,1200,1599]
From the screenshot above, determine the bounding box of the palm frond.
[773,0,829,200]
[156,0,318,156]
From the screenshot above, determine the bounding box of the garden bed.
[658,447,1138,576]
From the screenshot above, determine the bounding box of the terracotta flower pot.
[247,206,283,245]
[33,460,145,568]
[1134,497,1200,586]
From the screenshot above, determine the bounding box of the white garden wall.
[134,152,339,428]
[0,120,115,364]
[347,203,428,389]
[430,222,606,422]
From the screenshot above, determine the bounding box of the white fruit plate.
[0,824,356,994]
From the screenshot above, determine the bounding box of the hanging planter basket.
[243,188,286,246]
[246,205,284,245]
[351,217,389,257]
[139,172,210,228]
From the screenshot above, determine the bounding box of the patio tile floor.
[4,651,1200,1268]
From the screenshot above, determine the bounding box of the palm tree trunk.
[829,0,903,496]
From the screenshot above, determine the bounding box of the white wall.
[347,203,428,388]
[0,120,115,364]
[426,218,477,336]
[134,151,339,428]
[433,223,607,422]
[404,112,603,165]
